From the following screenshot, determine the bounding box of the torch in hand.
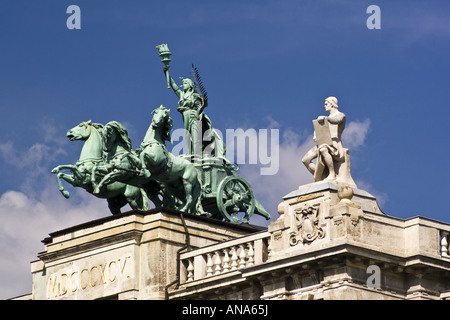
[156,44,172,89]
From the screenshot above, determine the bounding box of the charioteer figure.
[156,44,225,162]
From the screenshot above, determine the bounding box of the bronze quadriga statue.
[51,44,271,224]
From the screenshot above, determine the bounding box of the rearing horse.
[94,106,204,214]
[139,106,204,214]
[51,120,149,214]
[91,120,164,208]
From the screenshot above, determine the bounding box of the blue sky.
[1,0,450,299]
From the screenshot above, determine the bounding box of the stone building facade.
[27,182,450,300]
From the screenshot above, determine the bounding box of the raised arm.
[164,65,182,98]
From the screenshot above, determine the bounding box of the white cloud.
[0,186,109,300]
[0,136,114,299]
[240,128,316,226]
[342,118,370,149]
[0,120,68,171]
[0,139,67,196]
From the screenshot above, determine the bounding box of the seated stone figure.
[302,96,356,188]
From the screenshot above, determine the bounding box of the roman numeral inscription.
[47,256,133,299]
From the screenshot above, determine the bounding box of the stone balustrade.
[157,184,450,300]
[440,230,450,257]
[179,231,270,284]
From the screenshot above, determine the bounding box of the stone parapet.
[171,182,450,300]
[30,208,262,300]
[27,182,450,300]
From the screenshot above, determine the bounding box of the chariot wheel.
[216,176,255,224]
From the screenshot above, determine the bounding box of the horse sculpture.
[51,120,149,214]
[91,120,164,209]
[92,106,204,214]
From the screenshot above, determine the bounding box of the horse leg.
[51,164,76,174]
[91,165,99,188]
[193,180,207,216]
[53,163,94,198]
[56,173,74,199]
[139,151,151,178]
[179,167,201,214]
[94,169,122,194]
[91,165,111,190]
[186,169,205,215]
[178,179,193,213]
[124,186,149,211]
[143,181,163,208]
[107,195,128,215]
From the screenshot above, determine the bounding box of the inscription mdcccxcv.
[47,256,133,299]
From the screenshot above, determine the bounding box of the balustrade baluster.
[441,231,449,257]
[214,251,222,275]
[238,244,246,268]
[186,258,194,282]
[206,253,213,276]
[247,242,254,267]
[231,246,238,270]
[222,248,230,272]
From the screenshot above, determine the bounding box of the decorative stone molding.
[290,204,325,246]
[25,184,450,301]
[329,186,364,225]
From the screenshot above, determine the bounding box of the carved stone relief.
[290,204,325,246]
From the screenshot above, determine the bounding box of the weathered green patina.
[157,43,271,223]
[90,107,204,214]
[51,44,271,224]
[51,121,149,214]
[157,44,224,161]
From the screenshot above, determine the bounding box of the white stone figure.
[302,97,356,187]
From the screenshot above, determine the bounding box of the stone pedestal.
[30,208,263,300]
[269,181,383,257]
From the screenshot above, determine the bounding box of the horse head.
[67,120,104,141]
[102,121,133,153]
[151,105,173,143]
